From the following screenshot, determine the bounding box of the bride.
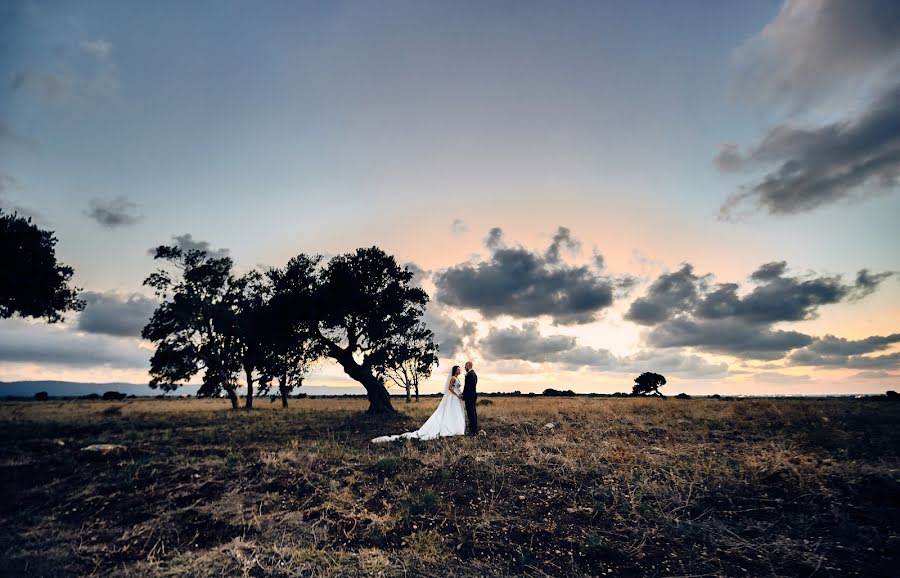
[371,365,466,443]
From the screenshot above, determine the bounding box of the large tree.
[262,256,323,408]
[311,247,431,414]
[382,322,438,403]
[0,209,84,322]
[142,245,243,408]
[229,270,272,409]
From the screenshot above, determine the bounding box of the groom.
[463,361,478,436]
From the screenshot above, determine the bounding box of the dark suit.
[463,369,478,435]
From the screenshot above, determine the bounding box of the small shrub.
[404,490,439,516]
[477,399,493,406]
[33,391,49,401]
[375,456,401,475]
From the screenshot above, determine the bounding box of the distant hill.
[0,381,374,398]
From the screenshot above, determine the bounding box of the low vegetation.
[0,397,897,576]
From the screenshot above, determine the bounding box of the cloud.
[450,218,468,235]
[85,196,144,229]
[624,264,705,325]
[150,234,230,259]
[10,71,72,102]
[787,333,900,370]
[718,80,900,218]
[484,227,504,250]
[434,227,624,325]
[788,350,900,370]
[422,303,476,360]
[805,333,900,356]
[479,323,728,378]
[647,317,814,360]
[545,226,580,264]
[629,261,892,360]
[481,323,577,363]
[0,318,148,369]
[77,291,158,337]
[731,0,900,110]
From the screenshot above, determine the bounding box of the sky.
[1,0,898,396]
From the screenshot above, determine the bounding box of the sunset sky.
[2,0,898,396]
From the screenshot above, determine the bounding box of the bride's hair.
[451,365,460,376]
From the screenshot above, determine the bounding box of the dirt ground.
[0,396,897,577]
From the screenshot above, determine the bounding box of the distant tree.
[675,393,691,400]
[632,372,667,398]
[33,391,49,401]
[0,209,84,322]
[543,388,576,397]
[262,256,324,408]
[142,244,243,409]
[382,322,438,403]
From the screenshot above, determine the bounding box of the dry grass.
[0,396,897,576]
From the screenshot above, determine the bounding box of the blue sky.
[2,0,898,395]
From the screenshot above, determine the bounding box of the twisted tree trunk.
[333,350,395,414]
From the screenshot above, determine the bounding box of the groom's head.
[465,361,473,372]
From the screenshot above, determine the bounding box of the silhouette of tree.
[142,244,243,408]
[263,256,323,408]
[632,372,667,398]
[311,247,430,414]
[0,209,84,322]
[382,322,438,403]
[229,270,273,410]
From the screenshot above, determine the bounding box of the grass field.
[0,397,898,577]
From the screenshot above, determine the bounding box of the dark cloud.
[481,323,577,362]
[719,80,900,218]
[150,234,230,259]
[479,323,728,378]
[434,227,623,325]
[0,318,148,368]
[624,265,705,325]
[787,333,900,370]
[853,269,896,299]
[731,0,900,109]
[806,333,900,356]
[750,261,788,281]
[720,1,900,217]
[629,261,892,360]
[788,350,900,371]
[77,291,158,337]
[422,304,475,360]
[647,317,814,360]
[86,196,143,229]
[484,227,504,250]
[545,226,580,264]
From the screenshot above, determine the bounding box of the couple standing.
[371,362,479,443]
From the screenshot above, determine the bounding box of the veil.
[441,368,456,398]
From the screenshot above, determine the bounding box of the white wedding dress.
[371,372,467,443]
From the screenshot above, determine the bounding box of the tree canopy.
[0,209,84,322]
[142,244,244,408]
[632,372,667,398]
